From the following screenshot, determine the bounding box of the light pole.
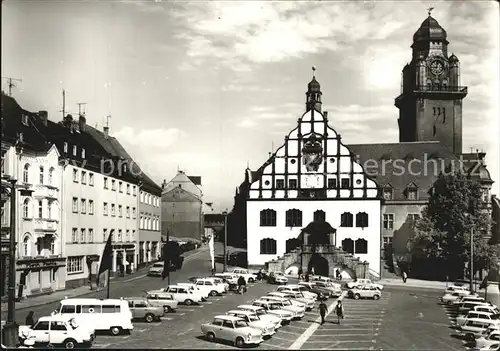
[470,227,474,292]
[222,210,227,272]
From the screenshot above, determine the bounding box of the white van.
[54,298,134,335]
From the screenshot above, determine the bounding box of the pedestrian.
[335,269,341,280]
[25,311,35,327]
[334,300,344,324]
[318,299,328,325]
[402,271,407,283]
[311,267,315,276]
[237,275,246,294]
[305,273,310,282]
[298,268,303,281]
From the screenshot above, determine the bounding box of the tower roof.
[307,76,321,93]
[413,15,447,43]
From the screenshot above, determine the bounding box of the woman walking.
[334,300,344,324]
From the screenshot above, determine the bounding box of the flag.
[208,233,215,270]
[96,233,113,286]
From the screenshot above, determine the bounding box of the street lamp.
[222,210,228,272]
[1,175,32,347]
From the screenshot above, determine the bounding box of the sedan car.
[235,305,282,329]
[472,329,500,350]
[296,282,331,299]
[455,312,500,327]
[123,297,165,322]
[267,272,288,285]
[252,300,294,323]
[260,295,306,318]
[145,292,179,313]
[276,291,316,310]
[201,315,263,348]
[313,281,343,297]
[348,286,382,300]
[226,310,276,337]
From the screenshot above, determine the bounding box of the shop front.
[16,256,66,298]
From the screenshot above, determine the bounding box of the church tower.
[306,67,322,112]
[395,10,467,155]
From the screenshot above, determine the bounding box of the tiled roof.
[347,141,459,201]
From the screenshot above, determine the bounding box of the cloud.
[236,119,256,128]
[113,127,186,149]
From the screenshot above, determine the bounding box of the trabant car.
[455,311,500,327]
[235,305,282,329]
[275,290,315,310]
[227,268,257,283]
[252,300,294,323]
[226,310,276,337]
[313,281,343,297]
[260,295,306,318]
[278,284,318,300]
[348,286,382,300]
[123,297,165,322]
[194,278,226,296]
[346,278,383,290]
[176,283,209,300]
[201,315,263,347]
[215,273,238,285]
[473,329,500,350]
[151,286,203,305]
[458,301,494,315]
[454,295,487,306]
[458,320,500,342]
[145,291,180,312]
[267,272,288,285]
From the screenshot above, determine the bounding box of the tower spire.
[312,65,316,78]
[305,66,322,112]
[427,7,434,16]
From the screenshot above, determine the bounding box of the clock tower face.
[430,59,444,76]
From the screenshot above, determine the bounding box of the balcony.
[33,185,58,200]
[33,219,58,232]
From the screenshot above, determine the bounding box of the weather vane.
[312,66,316,78]
[427,7,434,16]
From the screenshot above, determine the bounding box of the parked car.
[346,279,383,290]
[235,305,282,329]
[201,315,264,347]
[274,290,315,310]
[251,300,294,323]
[441,292,465,305]
[455,311,500,327]
[473,329,500,350]
[227,268,257,283]
[123,297,164,323]
[458,301,494,315]
[194,277,227,295]
[295,282,330,299]
[267,272,288,285]
[444,285,472,297]
[259,296,306,319]
[176,283,209,300]
[226,310,276,337]
[19,316,94,349]
[457,320,500,342]
[313,281,343,297]
[149,286,203,306]
[215,273,238,285]
[454,295,487,306]
[348,286,382,300]
[145,292,179,313]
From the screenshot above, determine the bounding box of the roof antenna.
[2,77,22,96]
[59,89,66,119]
[427,7,434,16]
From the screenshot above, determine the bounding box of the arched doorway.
[308,254,329,277]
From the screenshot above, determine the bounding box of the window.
[80,229,86,243]
[276,179,284,189]
[81,148,86,158]
[407,188,417,200]
[118,205,122,217]
[327,178,337,189]
[67,256,83,273]
[260,238,277,254]
[313,210,325,222]
[285,209,302,227]
[140,215,144,229]
[48,167,54,185]
[132,207,136,218]
[383,214,394,230]
[355,212,369,228]
[72,228,77,243]
[407,213,420,224]
[340,178,350,189]
[73,169,78,182]
[103,229,108,242]
[117,229,122,242]
[63,142,68,153]
[133,186,136,196]
[383,187,393,200]
[88,229,93,243]
[39,166,44,184]
[23,199,30,218]
[50,321,66,332]
[49,237,55,255]
[89,173,94,186]
[119,182,123,192]
[125,230,130,242]
[341,238,354,254]
[111,180,116,191]
[104,177,108,189]
[383,237,393,248]
[81,171,86,184]
[111,204,116,216]
[33,321,50,331]
[354,238,368,254]
[126,206,130,218]
[89,200,94,215]
[103,202,108,216]
[23,164,30,183]
[260,209,276,226]
[140,192,144,203]
[72,145,77,156]
[340,212,353,227]
[126,184,130,194]
[38,200,43,218]
[131,230,135,241]
[81,199,86,214]
[22,236,31,256]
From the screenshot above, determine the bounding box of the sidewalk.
[378,278,449,290]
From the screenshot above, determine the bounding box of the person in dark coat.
[334,300,344,324]
[402,271,408,283]
[298,268,303,281]
[318,299,328,325]
[237,276,246,293]
[26,311,35,327]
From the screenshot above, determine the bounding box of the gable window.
[327,178,337,189]
[38,200,43,218]
[81,148,86,158]
[355,212,369,228]
[289,179,297,189]
[341,238,354,254]
[285,209,302,227]
[39,166,44,184]
[383,187,393,200]
[407,187,418,200]
[72,145,77,156]
[340,178,350,189]
[89,173,94,186]
[260,209,276,227]
[22,114,29,125]
[72,198,78,213]
[23,164,30,183]
[260,238,277,254]
[383,214,394,230]
[63,142,68,153]
[23,199,30,218]
[276,179,284,189]
[340,212,353,227]
[354,238,368,254]
[314,210,326,222]
[73,169,78,182]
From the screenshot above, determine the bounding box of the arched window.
[22,235,31,256]
[342,238,354,254]
[48,167,54,185]
[340,212,353,227]
[313,210,325,222]
[23,199,30,218]
[260,238,277,254]
[355,238,368,254]
[355,212,369,228]
[38,200,43,218]
[285,209,302,227]
[39,166,44,184]
[23,164,30,183]
[260,209,276,227]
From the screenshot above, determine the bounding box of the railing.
[413,85,468,93]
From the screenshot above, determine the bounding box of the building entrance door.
[308,254,329,277]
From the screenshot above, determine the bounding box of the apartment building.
[138,186,162,266]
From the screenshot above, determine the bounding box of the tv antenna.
[77,102,87,116]
[105,115,111,128]
[59,89,66,118]
[2,77,22,96]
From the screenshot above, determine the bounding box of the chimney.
[64,114,73,129]
[38,111,48,126]
[79,115,86,132]
[103,126,109,138]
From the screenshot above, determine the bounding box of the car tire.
[185,299,193,306]
[63,338,77,349]
[110,326,122,336]
[166,306,174,313]
[206,332,216,342]
[354,294,361,300]
[145,313,155,323]
[235,336,245,348]
[447,301,453,306]
[465,333,475,342]
[248,278,255,283]
[373,295,380,300]
[210,290,218,297]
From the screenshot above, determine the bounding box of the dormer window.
[63,142,68,153]
[383,185,393,200]
[81,148,86,158]
[22,114,29,125]
[72,145,77,156]
[407,183,418,200]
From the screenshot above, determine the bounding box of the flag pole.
[106,269,111,299]
[167,229,170,286]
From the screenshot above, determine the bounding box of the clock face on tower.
[430,60,444,75]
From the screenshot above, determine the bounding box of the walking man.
[25,311,35,327]
[334,300,344,324]
[402,271,408,283]
[318,299,328,325]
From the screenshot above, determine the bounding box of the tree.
[409,171,499,280]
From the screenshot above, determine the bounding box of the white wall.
[247,199,381,276]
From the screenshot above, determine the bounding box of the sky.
[2,0,499,212]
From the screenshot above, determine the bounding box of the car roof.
[39,315,72,322]
[254,299,271,304]
[60,298,126,304]
[123,297,147,300]
[264,296,286,301]
[237,305,261,310]
[228,310,253,316]
[214,315,244,321]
